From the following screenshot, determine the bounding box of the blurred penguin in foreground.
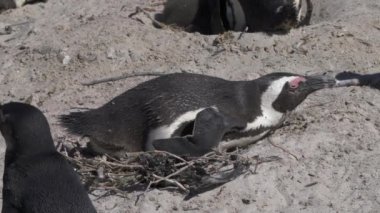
[0,102,96,213]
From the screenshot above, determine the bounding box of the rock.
[0,22,12,35]
[242,199,250,204]
[58,49,71,65]
[106,47,116,59]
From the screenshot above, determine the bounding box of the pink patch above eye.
[289,77,306,89]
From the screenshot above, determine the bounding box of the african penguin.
[154,0,307,34]
[0,102,96,213]
[0,0,47,11]
[60,72,338,157]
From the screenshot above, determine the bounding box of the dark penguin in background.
[60,72,340,157]
[154,0,309,34]
[154,0,246,34]
[335,71,380,90]
[0,102,96,213]
[0,0,47,11]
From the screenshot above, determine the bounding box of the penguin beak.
[302,75,337,92]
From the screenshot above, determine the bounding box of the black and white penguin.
[0,0,47,11]
[0,102,96,213]
[60,72,338,157]
[154,0,309,34]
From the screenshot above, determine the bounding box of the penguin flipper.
[153,108,228,156]
[221,0,246,31]
[153,137,202,156]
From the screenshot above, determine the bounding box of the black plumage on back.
[0,102,96,213]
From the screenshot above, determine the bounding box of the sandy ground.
[0,0,380,212]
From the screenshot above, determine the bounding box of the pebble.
[58,49,71,65]
[78,51,97,62]
[0,22,12,35]
[106,47,116,59]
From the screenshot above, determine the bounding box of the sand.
[0,0,379,212]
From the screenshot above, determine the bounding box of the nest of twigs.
[58,143,280,200]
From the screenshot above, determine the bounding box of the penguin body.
[0,102,96,213]
[155,0,304,34]
[60,72,336,156]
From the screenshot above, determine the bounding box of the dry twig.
[267,137,299,161]
[81,71,166,86]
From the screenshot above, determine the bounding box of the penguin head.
[255,0,302,32]
[257,73,335,113]
[0,102,55,155]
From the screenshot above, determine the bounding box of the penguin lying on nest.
[0,0,47,11]
[60,71,380,157]
[0,102,96,213]
[154,0,313,34]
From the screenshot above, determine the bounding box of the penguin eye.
[286,83,297,93]
[288,82,298,90]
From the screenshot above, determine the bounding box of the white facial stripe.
[244,76,298,131]
[146,108,205,150]
[15,0,26,7]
